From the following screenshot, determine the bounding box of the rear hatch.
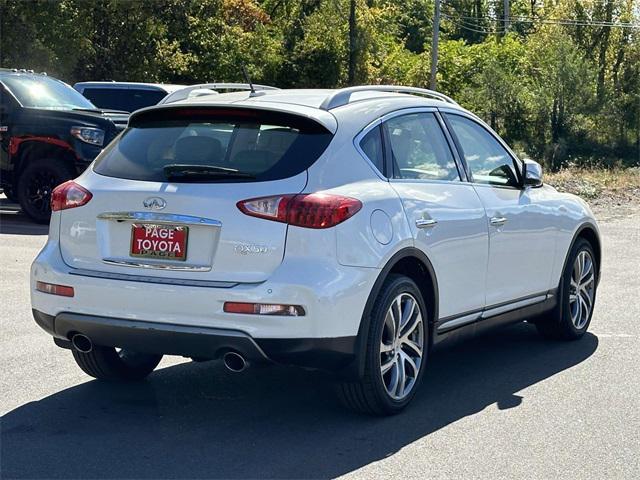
[58,106,334,283]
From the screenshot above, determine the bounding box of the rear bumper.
[31,236,378,340]
[33,309,356,371]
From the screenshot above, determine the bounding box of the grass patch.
[545,167,640,202]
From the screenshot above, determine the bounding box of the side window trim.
[442,111,523,188]
[434,111,469,182]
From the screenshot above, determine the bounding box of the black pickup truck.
[0,69,128,222]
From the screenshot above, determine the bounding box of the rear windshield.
[93,108,333,182]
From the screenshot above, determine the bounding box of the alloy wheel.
[569,250,595,329]
[380,293,424,401]
[26,170,57,214]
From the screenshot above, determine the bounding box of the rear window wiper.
[163,164,256,180]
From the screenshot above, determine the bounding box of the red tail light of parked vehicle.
[51,181,92,212]
[237,193,362,229]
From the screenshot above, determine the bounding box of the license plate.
[130,224,188,261]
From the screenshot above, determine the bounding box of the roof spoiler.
[159,83,280,105]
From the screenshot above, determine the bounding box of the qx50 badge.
[143,197,167,210]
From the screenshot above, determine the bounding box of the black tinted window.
[446,114,519,187]
[360,126,384,174]
[94,108,333,183]
[82,88,166,112]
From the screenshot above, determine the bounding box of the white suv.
[31,84,601,415]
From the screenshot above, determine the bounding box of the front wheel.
[337,275,428,415]
[72,345,162,381]
[536,238,597,340]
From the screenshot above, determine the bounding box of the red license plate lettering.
[130,224,188,261]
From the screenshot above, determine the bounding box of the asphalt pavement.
[1,197,638,479]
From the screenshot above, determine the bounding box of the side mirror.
[522,159,543,187]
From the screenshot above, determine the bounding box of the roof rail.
[319,85,459,110]
[160,83,280,105]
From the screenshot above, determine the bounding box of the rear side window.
[82,88,166,112]
[359,126,384,174]
[93,108,333,182]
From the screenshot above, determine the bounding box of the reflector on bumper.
[223,302,305,316]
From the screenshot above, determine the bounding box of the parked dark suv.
[0,69,128,222]
[74,82,185,112]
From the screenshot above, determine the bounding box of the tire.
[337,274,429,415]
[16,157,76,224]
[536,238,598,340]
[72,345,162,381]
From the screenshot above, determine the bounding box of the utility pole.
[503,0,510,32]
[430,0,440,90]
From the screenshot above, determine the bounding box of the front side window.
[446,114,520,187]
[383,112,460,181]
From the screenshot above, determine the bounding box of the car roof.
[0,69,55,80]
[73,82,186,93]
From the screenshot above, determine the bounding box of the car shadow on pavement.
[1,323,598,479]
[0,212,49,235]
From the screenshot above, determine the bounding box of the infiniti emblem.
[143,197,167,210]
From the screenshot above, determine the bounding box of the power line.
[441,13,507,34]
[450,14,639,29]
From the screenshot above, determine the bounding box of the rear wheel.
[337,275,428,415]
[72,345,162,381]
[17,158,76,223]
[536,238,597,340]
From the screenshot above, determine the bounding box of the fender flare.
[560,222,602,288]
[348,247,439,380]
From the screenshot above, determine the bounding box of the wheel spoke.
[580,257,593,283]
[400,311,421,343]
[401,351,419,377]
[402,338,422,357]
[380,342,394,353]
[387,359,399,394]
[393,297,402,333]
[573,296,582,325]
[381,355,395,375]
[580,289,592,310]
[384,311,396,342]
[400,297,416,329]
[395,356,406,397]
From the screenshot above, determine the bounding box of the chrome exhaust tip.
[71,333,93,353]
[223,351,247,372]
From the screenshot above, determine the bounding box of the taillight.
[237,193,362,229]
[51,181,92,212]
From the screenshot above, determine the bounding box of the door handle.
[416,218,438,229]
[490,216,507,227]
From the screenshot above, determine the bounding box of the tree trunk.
[596,0,614,103]
[348,0,357,85]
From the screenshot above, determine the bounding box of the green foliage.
[0,0,638,167]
